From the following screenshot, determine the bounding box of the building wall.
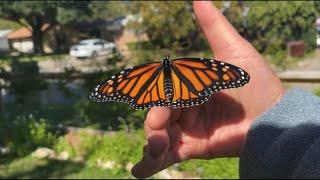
[0,37,10,52]
[11,38,34,53]
[114,29,148,58]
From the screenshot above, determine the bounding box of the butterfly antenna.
[173,41,189,51]
[163,41,189,58]
[178,41,189,48]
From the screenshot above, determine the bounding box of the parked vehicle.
[69,39,116,58]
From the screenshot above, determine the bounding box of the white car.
[69,39,116,58]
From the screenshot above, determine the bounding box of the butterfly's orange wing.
[170,58,250,108]
[89,63,169,109]
[90,58,250,110]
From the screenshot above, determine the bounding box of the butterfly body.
[163,57,173,101]
[89,57,250,110]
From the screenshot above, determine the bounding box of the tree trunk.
[27,15,44,54]
[54,25,67,53]
[32,23,44,54]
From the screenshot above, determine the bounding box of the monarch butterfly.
[89,57,250,110]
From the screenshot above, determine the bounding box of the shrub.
[53,130,144,166]
[87,130,145,166]
[314,88,320,97]
[73,97,146,131]
[0,115,57,156]
[54,137,77,158]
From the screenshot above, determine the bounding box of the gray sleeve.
[240,88,320,179]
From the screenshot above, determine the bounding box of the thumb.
[193,1,251,58]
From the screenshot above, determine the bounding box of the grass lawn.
[0,155,239,179]
[0,156,132,179]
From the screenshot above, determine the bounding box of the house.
[6,24,51,53]
[111,15,148,57]
[114,29,148,57]
[74,14,148,56]
[6,24,83,54]
[0,29,13,53]
[2,14,148,55]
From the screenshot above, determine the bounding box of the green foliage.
[0,116,57,156]
[264,50,288,70]
[3,104,76,129]
[72,131,101,159]
[87,130,144,166]
[128,45,171,64]
[2,55,145,131]
[53,137,77,158]
[313,88,320,97]
[90,1,133,20]
[74,55,147,130]
[131,2,208,51]
[53,130,145,166]
[0,1,92,53]
[127,41,213,66]
[0,1,93,25]
[48,130,239,178]
[8,60,47,104]
[56,1,93,25]
[0,156,131,179]
[74,86,146,130]
[0,18,22,30]
[131,1,318,59]
[244,1,318,54]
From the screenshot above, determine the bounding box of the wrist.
[239,86,285,155]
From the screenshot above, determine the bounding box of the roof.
[0,29,13,38]
[6,24,50,40]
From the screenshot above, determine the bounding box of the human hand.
[132,1,284,178]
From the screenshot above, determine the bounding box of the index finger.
[144,107,172,158]
[131,107,178,178]
[145,107,180,157]
[145,107,172,130]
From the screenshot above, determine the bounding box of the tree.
[132,1,319,55]
[90,1,133,20]
[131,2,207,51]
[243,1,319,54]
[0,1,92,54]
